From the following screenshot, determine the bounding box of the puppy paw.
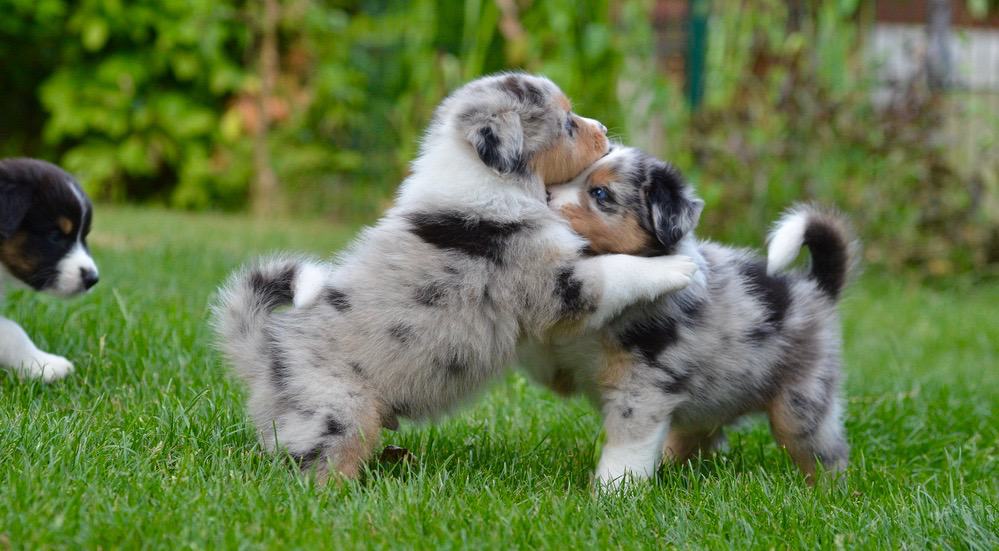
[21,352,74,382]
[654,255,699,293]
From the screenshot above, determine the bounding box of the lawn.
[1,206,996,549]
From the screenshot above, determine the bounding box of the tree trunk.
[251,0,281,216]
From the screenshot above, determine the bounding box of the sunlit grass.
[1,206,995,548]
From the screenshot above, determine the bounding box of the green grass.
[1,206,996,549]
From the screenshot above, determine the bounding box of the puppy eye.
[47,230,65,244]
[589,187,609,201]
[565,114,578,135]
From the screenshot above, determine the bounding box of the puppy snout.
[81,268,99,290]
[583,117,607,135]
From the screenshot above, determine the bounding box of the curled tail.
[766,204,860,300]
[213,254,328,379]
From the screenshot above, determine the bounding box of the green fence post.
[686,0,708,110]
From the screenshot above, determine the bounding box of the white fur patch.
[52,244,98,297]
[578,254,697,328]
[767,210,809,275]
[292,262,328,309]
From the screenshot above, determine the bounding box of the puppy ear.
[464,110,526,175]
[646,163,703,250]
[0,180,32,240]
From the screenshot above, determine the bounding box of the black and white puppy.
[0,158,99,381]
[524,146,859,486]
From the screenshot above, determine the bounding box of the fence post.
[686,0,708,109]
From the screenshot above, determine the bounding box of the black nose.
[81,268,99,289]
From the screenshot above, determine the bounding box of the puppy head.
[547,146,703,255]
[439,73,609,184]
[0,158,99,297]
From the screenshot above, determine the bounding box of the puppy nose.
[81,268,99,289]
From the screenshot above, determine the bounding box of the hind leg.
[767,375,848,484]
[663,427,727,464]
[252,377,384,483]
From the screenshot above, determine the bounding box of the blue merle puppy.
[522,146,860,486]
[214,75,698,482]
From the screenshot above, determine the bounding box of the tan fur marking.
[556,94,572,111]
[597,340,633,389]
[535,117,608,185]
[663,428,723,463]
[766,401,819,483]
[0,232,36,278]
[559,203,654,255]
[57,217,74,235]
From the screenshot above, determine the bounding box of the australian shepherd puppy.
[1,158,99,381]
[215,75,698,481]
[523,146,859,486]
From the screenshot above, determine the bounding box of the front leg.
[0,317,74,381]
[573,254,697,328]
[595,384,675,489]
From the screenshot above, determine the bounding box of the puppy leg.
[572,254,698,328]
[0,317,73,381]
[767,373,848,484]
[663,427,727,464]
[255,378,383,483]
[594,358,678,488]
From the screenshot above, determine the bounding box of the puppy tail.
[766,204,860,300]
[213,255,328,369]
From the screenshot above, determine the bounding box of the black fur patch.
[349,361,364,375]
[739,262,792,343]
[653,362,691,394]
[618,314,679,364]
[250,265,296,310]
[555,267,589,314]
[646,163,697,251]
[407,211,526,264]
[804,221,848,299]
[435,353,467,376]
[264,328,288,389]
[323,416,346,437]
[325,288,351,311]
[677,296,706,324]
[291,445,324,468]
[500,75,545,107]
[389,323,415,343]
[621,407,634,419]
[414,280,449,307]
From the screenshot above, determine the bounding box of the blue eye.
[589,187,608,201]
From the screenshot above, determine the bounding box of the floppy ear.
[0,181,32,240]
[464,110,526,175]
[646,164,704,250]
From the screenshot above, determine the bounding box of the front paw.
[21,352,75,382]
[655,255,698,293]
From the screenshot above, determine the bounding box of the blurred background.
[1,0,996,277]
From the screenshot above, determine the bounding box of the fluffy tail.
[213,254,329,378]
[766,204,860,300]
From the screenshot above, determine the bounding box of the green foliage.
[0,0,996,273]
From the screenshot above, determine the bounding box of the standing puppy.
[526,147,858,486]
[215,74,698,481]
[1,159,99,381]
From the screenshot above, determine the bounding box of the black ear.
[646,164,703,250]
[0,178,32,240]
[464,110,526,175]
